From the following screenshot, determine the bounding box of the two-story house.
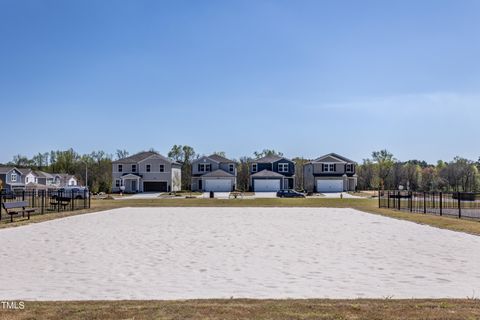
[250,155,295,192]
[191,154,236,192]
[0,166,25,192]
[303,153,357,193]
[112,151,182,193]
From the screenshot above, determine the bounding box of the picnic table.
[1,201,36,222]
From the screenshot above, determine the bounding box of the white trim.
[278,163,289,173]
[315,154,347,163]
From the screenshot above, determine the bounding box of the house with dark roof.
[191,154,236,192]
[250,155,295,192]
[0,166,25,192]
[303,153,357,193]
[111,151,182,193]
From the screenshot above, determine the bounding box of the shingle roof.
[0,166,17,174]
[35,171,54,179]
[313,153,356,164]
[254,155,286,163]
[208,154,234,163]
[251,169,284,178]
[202,169,235,178]
[17,168,32,175]
[112,151,179,165]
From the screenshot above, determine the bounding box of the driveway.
[253,192,278,198]
[115,192,161,200]
[321,192,363,199]
[202,192,231,199]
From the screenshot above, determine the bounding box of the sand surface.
[0,207,479,300]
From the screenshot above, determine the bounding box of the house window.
[132,164,137,173]
[146,164,151,172]
[229,164,234,172]
[252,163,258,172]
[323,164,336,172]
[346,164,353,172]
[118,164,123,172]
[115,180,120,187]
[160,164,165,172]
[11,173,17,182]
[199,164,211,172]
[278,163,289,173]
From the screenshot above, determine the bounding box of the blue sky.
[1,0,479,164]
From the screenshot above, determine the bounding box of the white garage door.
[317,179,343,193]
[205,179,232,192]
[254,179,281,192]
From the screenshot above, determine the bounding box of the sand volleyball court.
[0,207,479,300]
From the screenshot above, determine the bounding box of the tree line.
[2,148,479,193]
[357,150,480,192]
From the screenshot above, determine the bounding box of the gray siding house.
[303,153,357,193]
[112,151,182,193]
[250,155,295,192]
[191,154,236,192]
[0,166,25,192]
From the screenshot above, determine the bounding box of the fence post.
[22,190,25,201]
[423,192,426,214]
[397,191,401,210]
[409,192,413,212]
[378,188,381,208]
[387,191,390,209]
[58,190,61,213]
[439,192,442,216]
[71,191,74,211]
[88,191,91,209]
[458,192,462,219]
[0,190,3,221]
[41,190,45,214]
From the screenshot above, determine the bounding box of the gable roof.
[35,171,54,179]
[312,153,356,164]
[208,154,234,163]
[0,166,20,174]
[112,151,179,165]
[202,169,235,178]
[251,169,284,178]
[254,155,287,163]
[17,168,32,175]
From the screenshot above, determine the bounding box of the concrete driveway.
[202,192,231,199]
[321,192,363,199]
[253,192,278,198]
[115,192,161,200]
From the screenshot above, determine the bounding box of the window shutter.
[321,164,324,172]
[334,164,336,171]
[198,164,201,171]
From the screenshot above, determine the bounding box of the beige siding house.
[303,153,357,193]
[112,151,182,193]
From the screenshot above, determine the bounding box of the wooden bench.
[50,197,71,210]
[1,201,36,222]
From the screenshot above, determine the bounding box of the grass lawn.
[2,299,479,320]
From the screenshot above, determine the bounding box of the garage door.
[317,179,343,193]
[205,179,231,192]
[254,179,281,192]
[143,181,168,192]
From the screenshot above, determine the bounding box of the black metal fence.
[0,189,91,222]
[379,190,480,220]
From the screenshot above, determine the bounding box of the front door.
[131,180,137,192]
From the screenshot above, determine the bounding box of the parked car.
[276,189,306,198]
[53,187,90,199]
